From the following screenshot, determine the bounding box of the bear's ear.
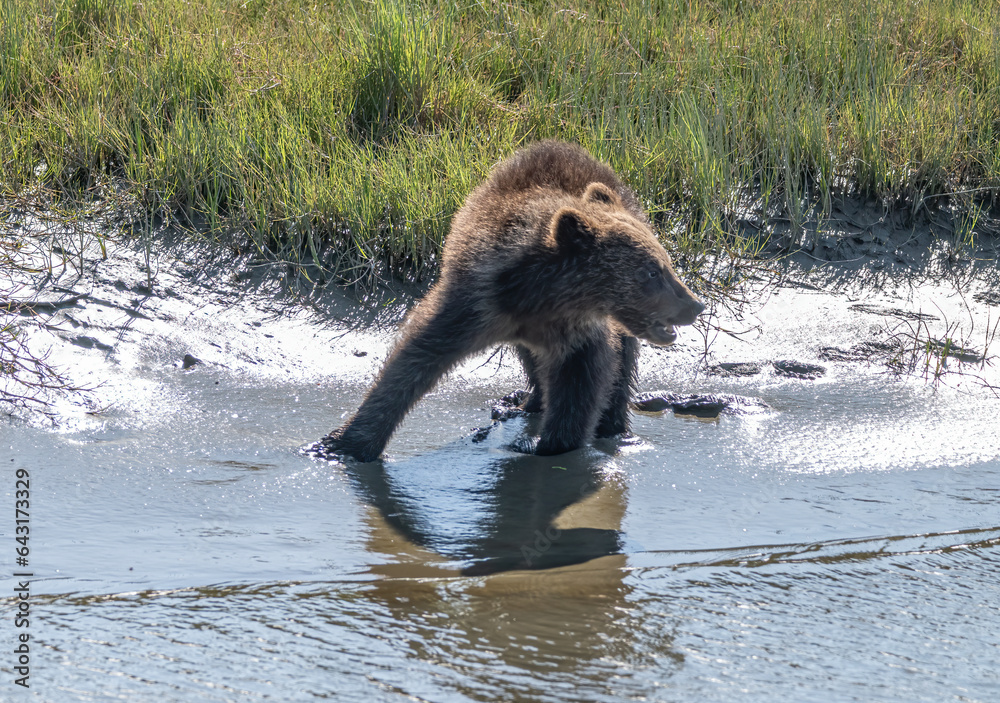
[549,207,595,251]
[582,182,622,208]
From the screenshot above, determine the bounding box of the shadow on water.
[336,419,627,576]
[331,428,666,694]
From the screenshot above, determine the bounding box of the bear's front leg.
[534,331,619,456]
[324,289,485,462]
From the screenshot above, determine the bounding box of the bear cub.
[323,140,705,462]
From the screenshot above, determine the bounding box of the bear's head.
[548,183,705,345]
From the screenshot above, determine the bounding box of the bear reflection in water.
[323,141,704,462]
[342,441,626,576]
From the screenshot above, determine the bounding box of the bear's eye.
[639,266,662,288]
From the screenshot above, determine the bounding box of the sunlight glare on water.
[3,272,1000,702]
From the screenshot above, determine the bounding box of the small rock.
[706,361,764,377]
[862,340,904,354]
[633,391,769,418]
[489,389,534,420]
[631,394,674,412]
[670,397,728,419]
[182,354,201,370]
[352,350,367,357]
[491,405,530,421]
[499,389,531,407]
[772,360,826,379]
[469,422,499,443]
[819,340,902,362]
[68,335,114,353]
[818,346,861,362]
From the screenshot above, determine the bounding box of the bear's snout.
[659,280,705,325]
[673,297,706,326]
[639,293,704,346]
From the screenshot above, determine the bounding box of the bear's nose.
[673,298,705,325]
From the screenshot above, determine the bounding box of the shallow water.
[3,237,1000,701]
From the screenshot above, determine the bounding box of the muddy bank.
[3,197,1000,428]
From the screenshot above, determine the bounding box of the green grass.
[2,0,999,283]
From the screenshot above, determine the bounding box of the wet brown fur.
[324,141,704,462]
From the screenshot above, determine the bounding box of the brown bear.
[323,140,704,462]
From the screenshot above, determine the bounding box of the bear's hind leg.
[515,344,544,413]
[534,332,618,456]
[595,333,638,437]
